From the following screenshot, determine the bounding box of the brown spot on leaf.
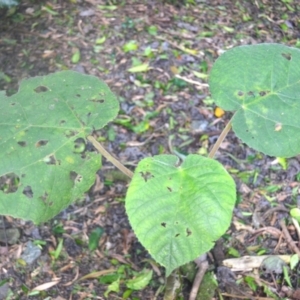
[34,86,48,93]
[281,53,292,60]
[186,228,192,237]
[140,171,154,182]
[17,141,27,147]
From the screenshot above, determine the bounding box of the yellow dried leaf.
[170,66,179,74]
[214,107,225,118]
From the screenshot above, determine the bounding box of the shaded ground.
[1,0,300,299]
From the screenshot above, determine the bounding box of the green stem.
[87,135,133,179]
[208,118,232,159]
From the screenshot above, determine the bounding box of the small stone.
[191,120,208,132]
[21,241,42,265]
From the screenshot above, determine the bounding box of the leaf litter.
[0,0,300,299]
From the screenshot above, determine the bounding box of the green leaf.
[128,63,149,73]
[88,227,104,251]
[122,41,138,53]
[99,273,119,284]
[283,265,292,287]
[192,70,208,79]
[290,208,300,222]
[126,270,152,290]
[290,254,299,270]
[147,25,157,35]
[104,278,120,297]
[95,36,106,45]
[0,71,119,223]
[71,49,81,64]
[125,154,236,276]
[210,43,300,157]
[50,238,63,259]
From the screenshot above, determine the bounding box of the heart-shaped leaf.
[0,71,119,223]
[125,154,236,276]
[210,43,300,157]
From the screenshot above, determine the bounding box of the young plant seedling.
[0,43,300,297]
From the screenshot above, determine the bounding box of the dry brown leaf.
[32,279,61,291]
[78,268,115,281]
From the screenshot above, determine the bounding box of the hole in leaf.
[281,53,292,60]
[69,171,78,182]
[140,171,154,182]
[73,138,86,153]
[75,174,83,183]
[247,91,254,96]
[90,99,105,103]
[167,187,172,192]
[17,141,27,147]
[186,228,192,237]
[70,171,83,184]
[35,140,48,147]
[59,120,66,125]
[76,94,81,97]
[237,91,244,96]
[44,155,57,165]
[175,233,180,237]
[23,186,33,198]
[0,173,20,193]
[34,86,48,93]
[161,222,166,227]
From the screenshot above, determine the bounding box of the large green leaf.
[0,71,119,223]
[125,154,236,276]
[210,43,300,158]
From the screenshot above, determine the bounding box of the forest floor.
[1,0,300,299]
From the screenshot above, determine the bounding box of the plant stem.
[87,135,133,179]
[208,118,232,159]
[189,254,208,300]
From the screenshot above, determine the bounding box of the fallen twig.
[280,219,300,257]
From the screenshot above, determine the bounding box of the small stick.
[292,218,300,241]
[156,35,202,58]
[279,219,300,257]
[175,74,209,88]
[87,135,133,179]
[208,118,232,159]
